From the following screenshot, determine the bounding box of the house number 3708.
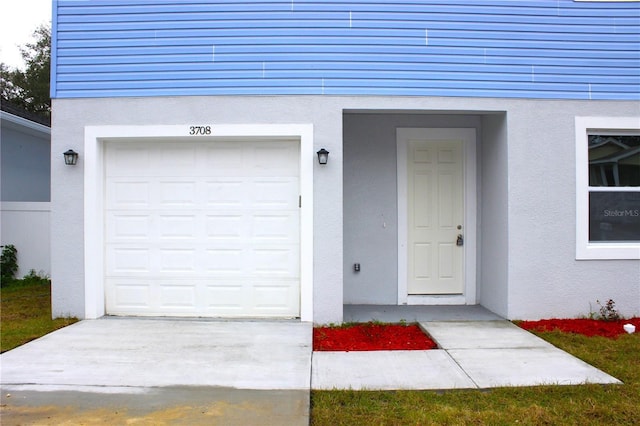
[189,126,211,135]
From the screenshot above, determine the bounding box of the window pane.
[589,191,640,241]
[588,135,640,187]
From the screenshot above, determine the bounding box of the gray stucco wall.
[1,121,51,202]
[479,114,509,317]
[51,96,639,322]
[505,103,639,320]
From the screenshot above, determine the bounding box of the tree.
[1,24,51,115]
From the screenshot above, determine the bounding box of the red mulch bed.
[313,323,438,351]
[518,318,640,338]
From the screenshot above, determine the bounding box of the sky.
[0,0,52,69]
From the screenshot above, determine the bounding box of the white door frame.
[84,124,314,321]
[397,128,477,305]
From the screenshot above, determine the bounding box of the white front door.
[397,128,476,303]
[408,137,464,294]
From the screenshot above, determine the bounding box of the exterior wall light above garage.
[317,148,329,165]
[63,150,78,166]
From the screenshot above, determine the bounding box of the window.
[576,117,640,259]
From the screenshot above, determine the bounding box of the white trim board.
[396,128,477,305]
[84,124,314,321]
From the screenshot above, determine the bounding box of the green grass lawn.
[311,330,640,426]
[1,279,78,353]
[2,282,637,424]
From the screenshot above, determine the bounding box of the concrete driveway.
[1,318,312,425]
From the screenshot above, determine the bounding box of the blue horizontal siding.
[57,62,640,78]
[57,28,640,42]
[56,71,638,86]
[52,0,640,100]
[57,38,637,53]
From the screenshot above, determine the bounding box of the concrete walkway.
[312,321,621,390]
[1,318,621,425]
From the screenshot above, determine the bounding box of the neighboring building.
[50,0,639,323]
[0,102,51,277]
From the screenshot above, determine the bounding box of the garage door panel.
[205,146,244,172]
[251,279,300,315]
[204,249,244,274]
[206,214,245,239]
[158,215,197,239]
[205,180,245,207]
[253,284,296,309]
[106,147,150,176]
[159,249,197,272]
[159,284,196,308]
[107,281,151,310]
[205,214,245,240]
[204,284,245,310]
[249,142,299,173]
[107,248,150,273]
[107,180,151,208]
[253,178,299,209]
[159,181,197,206]
[107,245,300,277]
[251,145,297,172]
[253,247,299,275]
[107,277,301,317]
[253,213,299,241]
[158,146,198,173]
[107,214,150,240]
[105,139,300,318]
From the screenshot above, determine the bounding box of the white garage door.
[104,139,300,317]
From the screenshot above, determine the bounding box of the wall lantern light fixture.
[317,148,329,165]
[63,149,79,166]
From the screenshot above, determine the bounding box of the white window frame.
[575,117,640,260]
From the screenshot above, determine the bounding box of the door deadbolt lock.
[456,234,464,246]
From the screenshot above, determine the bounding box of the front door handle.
[456,234,464,246]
